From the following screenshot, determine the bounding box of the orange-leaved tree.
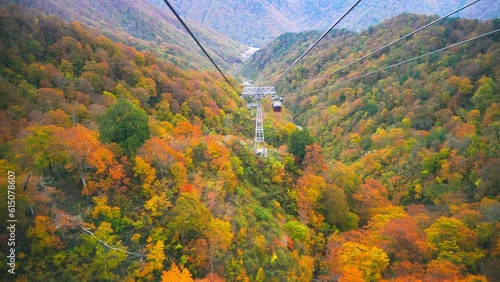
[161,263,194,282]
[57,125,127,195]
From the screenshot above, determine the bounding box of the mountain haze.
[150,0,499,46]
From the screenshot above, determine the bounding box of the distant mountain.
[148,0,499,46]
[11,0,246,70]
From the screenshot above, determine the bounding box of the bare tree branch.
[80,226,145,260]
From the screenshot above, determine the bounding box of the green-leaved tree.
[98,100,150,156]
[288,128,314,162]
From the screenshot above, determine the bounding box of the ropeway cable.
[271,0,362,86]
[299,28,499,96]
[291,0,482,94]
[162,0,239,93]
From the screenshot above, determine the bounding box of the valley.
[0,1,499,281]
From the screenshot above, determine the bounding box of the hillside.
[0,5,311,281]
[11,0,246,70]
[149,0,499,46]
[1,4,500,282]
[242,13,500,278]
[243,14,500,201]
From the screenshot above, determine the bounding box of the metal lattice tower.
[242,86,276,156]
[254,98,266,156]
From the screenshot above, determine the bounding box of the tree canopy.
[98,100,150,155]
[0,5,498,281]
[288,128,314,162]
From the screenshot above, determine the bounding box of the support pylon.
[254,97,266,156]
[241,86,276,156]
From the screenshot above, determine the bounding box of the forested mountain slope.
[242,14,500,279]
[244,14,500,201]
[11,0,246,70]
[0,5,310,281]
[246,12,500,278]
[149,0,499,46]
[1,4,499,282]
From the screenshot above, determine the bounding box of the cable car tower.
[242,86,279,156]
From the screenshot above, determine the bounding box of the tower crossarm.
[241,87,276,97]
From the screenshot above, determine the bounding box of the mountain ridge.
[12,0,246,70]
[149,0,499,46]
[242,13,499,84]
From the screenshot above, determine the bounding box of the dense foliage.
[0,4,499,282]
[14,0,245,69]
[244,13,500,280]
[98,100,151,156]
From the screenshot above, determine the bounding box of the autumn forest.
[0,2,499,282]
